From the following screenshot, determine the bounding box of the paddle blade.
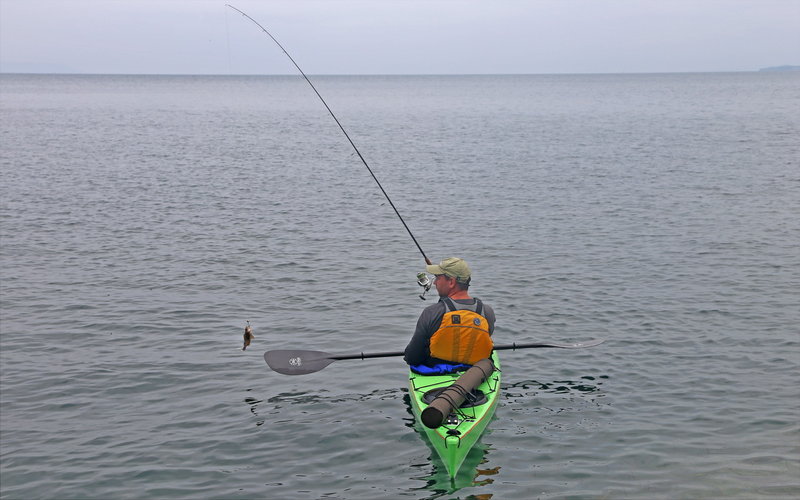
[263,350,336,375]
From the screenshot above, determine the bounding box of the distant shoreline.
[759,65,800,72]
[1,70,796,78]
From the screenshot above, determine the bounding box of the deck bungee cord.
[410,367,500,425]
[227,5,433,274]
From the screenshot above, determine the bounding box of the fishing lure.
[243,321,254,350]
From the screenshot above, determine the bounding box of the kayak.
[408,351,501,478]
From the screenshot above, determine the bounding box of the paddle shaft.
[331,351,405,361]
[264,339,604,375]
[330,340,605,361]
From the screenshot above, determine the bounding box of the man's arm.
[484,303,496,334]
[403,303,444,365]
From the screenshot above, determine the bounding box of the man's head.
[426,257,471,296]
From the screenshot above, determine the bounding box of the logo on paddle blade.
[289,357,302,367]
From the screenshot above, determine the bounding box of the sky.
[0,0,798,75]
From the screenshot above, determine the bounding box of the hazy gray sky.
[1,0,798,75]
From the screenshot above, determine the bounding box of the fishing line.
[226,5,432,265]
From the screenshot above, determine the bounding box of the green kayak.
[408,352,501,478]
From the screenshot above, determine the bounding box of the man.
[404,257,496,369]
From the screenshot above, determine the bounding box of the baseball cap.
[426,257,472,283]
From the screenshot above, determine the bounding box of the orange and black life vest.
[429,297,493,365]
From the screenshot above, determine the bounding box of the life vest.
[429,297,493,365]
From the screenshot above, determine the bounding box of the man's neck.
[448,291,471,301]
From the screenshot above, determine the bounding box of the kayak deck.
[408,352,501,478]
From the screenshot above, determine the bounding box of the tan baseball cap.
[426,257,472,283]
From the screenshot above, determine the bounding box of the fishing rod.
[227,5,432,267]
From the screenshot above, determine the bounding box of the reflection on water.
[263,387,404,405]
[245,386,407,427]
[503,375,609,399]
[403,393,499,497]
[410,439,498,499]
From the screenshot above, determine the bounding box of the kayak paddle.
[264,339,605,375]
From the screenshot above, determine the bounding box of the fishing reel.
[417,272,433,300]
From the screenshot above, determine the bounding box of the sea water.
[1,72,798,499]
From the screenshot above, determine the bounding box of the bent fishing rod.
[227,5,432,266]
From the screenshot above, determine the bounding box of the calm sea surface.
[1,72,799,499]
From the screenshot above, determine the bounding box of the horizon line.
[0,69,784,77]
